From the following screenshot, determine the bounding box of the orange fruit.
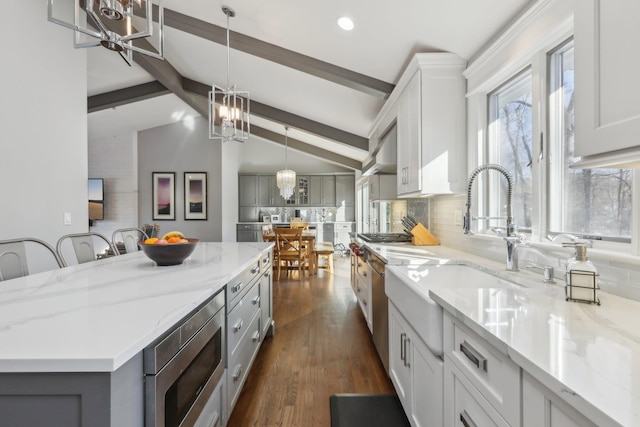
[144,237,158,245]
[167,236,182,244]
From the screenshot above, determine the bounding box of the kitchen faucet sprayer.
[463,163,523,271]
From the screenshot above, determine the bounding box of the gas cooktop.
[357,233,412,243]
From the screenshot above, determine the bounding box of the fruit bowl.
[140,238,199,266]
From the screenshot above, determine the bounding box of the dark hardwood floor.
[227,255,394,427]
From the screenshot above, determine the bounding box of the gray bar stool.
[111,228,149,255]
[56,232,116,267]
[0,238,63,281]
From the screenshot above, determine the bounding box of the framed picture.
[184,172,207,220]
[262,215,271,223]
[152,172,175,220]
[270,214,281,223]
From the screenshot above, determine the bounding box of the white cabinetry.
[522,371,598,427]
[574,0,640,160]
[395,53,467,197]
[443,312,520,427]
[354,257,372,332]
[389,302,443,427]
[397,71,422,195]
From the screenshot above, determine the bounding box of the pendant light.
[209,6,250,142]
[277,127,296,199]
[47,0,164,66]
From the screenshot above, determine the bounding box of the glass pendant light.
[276,127,296,199]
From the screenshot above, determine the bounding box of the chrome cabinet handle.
[400,333,406,363]
[252,295,260,305]
[251,266,259,274]
[362,298,367,306]
[252,331,260,342]
[232,283,242,293]
[233,319,243,333]
[233,365,243,382]
[262,257,269,264]
[460,410,477,427]
[403,336,411,367]
[460,340,487,371]
[263,271,270,278]
[363,271,367,277]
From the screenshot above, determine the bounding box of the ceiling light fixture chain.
[209,5,250,142]
[277,126,296,200]
[47,0,164,66]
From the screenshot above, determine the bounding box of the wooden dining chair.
[289,221,309,230]
[274,228,309,280]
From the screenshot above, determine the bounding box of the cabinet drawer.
[445,361,510,427]
[334,223,353,231]
[226,259,261,309]
[227,310,261,412]
[194,377,223,427]
[227,282,261,360]
[260,250,272,272]
[444,313,520,426]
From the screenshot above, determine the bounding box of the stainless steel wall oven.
[144,290,226,427]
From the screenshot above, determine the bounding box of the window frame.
[469,33,635,253]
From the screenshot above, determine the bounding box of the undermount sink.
[385,263,525,357]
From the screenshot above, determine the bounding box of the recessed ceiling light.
[337,16,354,31]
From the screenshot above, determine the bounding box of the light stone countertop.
[373,242,636,427]
[0,242,272,373]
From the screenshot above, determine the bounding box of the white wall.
[221,140,240,242]
[89,132,138,239]
[0,2,88,248]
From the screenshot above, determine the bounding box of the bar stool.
[0,238,63,281]
[56,232,116,267]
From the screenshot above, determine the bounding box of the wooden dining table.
[263,230,317,274]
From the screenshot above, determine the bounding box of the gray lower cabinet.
[225,250,272,422]
[0,354,144,427]
[237,224,261,242]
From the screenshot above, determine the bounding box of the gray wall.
[137,118,223,242]
[0,3,88,249]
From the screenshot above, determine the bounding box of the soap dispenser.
[564,243,600,305]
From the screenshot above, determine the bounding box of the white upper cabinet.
[574,0,640,162]
[394,53,467,197]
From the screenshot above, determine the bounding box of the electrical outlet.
[454,209,462,226]
[63,212,72,226]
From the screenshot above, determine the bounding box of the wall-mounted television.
[88,178,104,221]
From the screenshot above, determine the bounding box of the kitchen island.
[0,242,272,427]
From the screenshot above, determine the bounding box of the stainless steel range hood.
[362,123,396,176]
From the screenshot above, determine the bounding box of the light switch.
[64,212,72,225]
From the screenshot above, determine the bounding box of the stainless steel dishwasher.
[367,251,389,373]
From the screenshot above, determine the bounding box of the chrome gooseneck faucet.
[463,163,525,271]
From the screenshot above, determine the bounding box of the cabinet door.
[522,372,598,427]
[389,303,412,418]
[309,176,323,205]
[410,333,443,427]
[336,175,355,207]
[237,230,259,242]
[396,71,422,196]
[575,0,640,157]
[257,176,273,206]
[322,176,336,206]
[259,267,273,340]
[239,175,258,206]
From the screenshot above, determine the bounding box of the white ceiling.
[87,0,532,166]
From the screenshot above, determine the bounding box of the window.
[548,40,632,240]
[487,70,533,231]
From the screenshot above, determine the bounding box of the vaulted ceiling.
[87,0,532,169]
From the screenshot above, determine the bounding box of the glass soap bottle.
[565,244,599,304]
